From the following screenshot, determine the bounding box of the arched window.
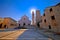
[44,19,46,23]
[24,18,26,20]
[50,8,52,12]
[51,16,55,20]
[43,13,45,16]
[49,25,51,29]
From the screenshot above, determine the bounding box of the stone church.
[18,15,31,26]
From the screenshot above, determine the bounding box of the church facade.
[18,15,31,26]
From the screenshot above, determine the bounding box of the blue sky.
[0,0,60,21]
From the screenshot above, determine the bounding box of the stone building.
[32,11,35,25]
[40,15,48,29]
[36,10,41,27]
[0,17,17,29]
[40,3,60,34]
[0,17,4,28]
[18,15,31,26]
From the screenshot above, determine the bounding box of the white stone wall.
[18,15,31,26]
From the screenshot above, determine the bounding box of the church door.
[23,23,25,26]
[19,24,20,26]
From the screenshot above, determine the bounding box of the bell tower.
[32,11,34,25]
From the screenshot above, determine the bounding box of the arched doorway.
[37,22,40,28]
[0,23,2,28]
[19,24,20,26]
[23,23,25,26]
[4,25,7,28]
[49,25,51,29]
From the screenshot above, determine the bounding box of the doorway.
[4,25,6,28]
[0,24,2,28]
[37,22,40,28]
[23,23,25,26]
[49,25,51,29]
[19,24,20,26]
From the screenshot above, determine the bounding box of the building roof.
[4,17,17,22]
[44,3,60,13]
[55,3,60,6]
[21,15,29,19]
[19,15,31,21]
[44,3,60,11]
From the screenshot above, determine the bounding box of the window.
[44,19,46,23]
[43,13,45,16]
[51,16,55,20]
[49,25,51,29]
[50,8,52,12]
[24,18,25,20]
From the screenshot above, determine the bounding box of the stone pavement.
[17,29,52,40]
[0,29,27,40]
[0,27,52,40]
[36,28,60,40]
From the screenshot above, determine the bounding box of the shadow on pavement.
[17,29,50,40]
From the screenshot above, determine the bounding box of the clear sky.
[0,0,60,21]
